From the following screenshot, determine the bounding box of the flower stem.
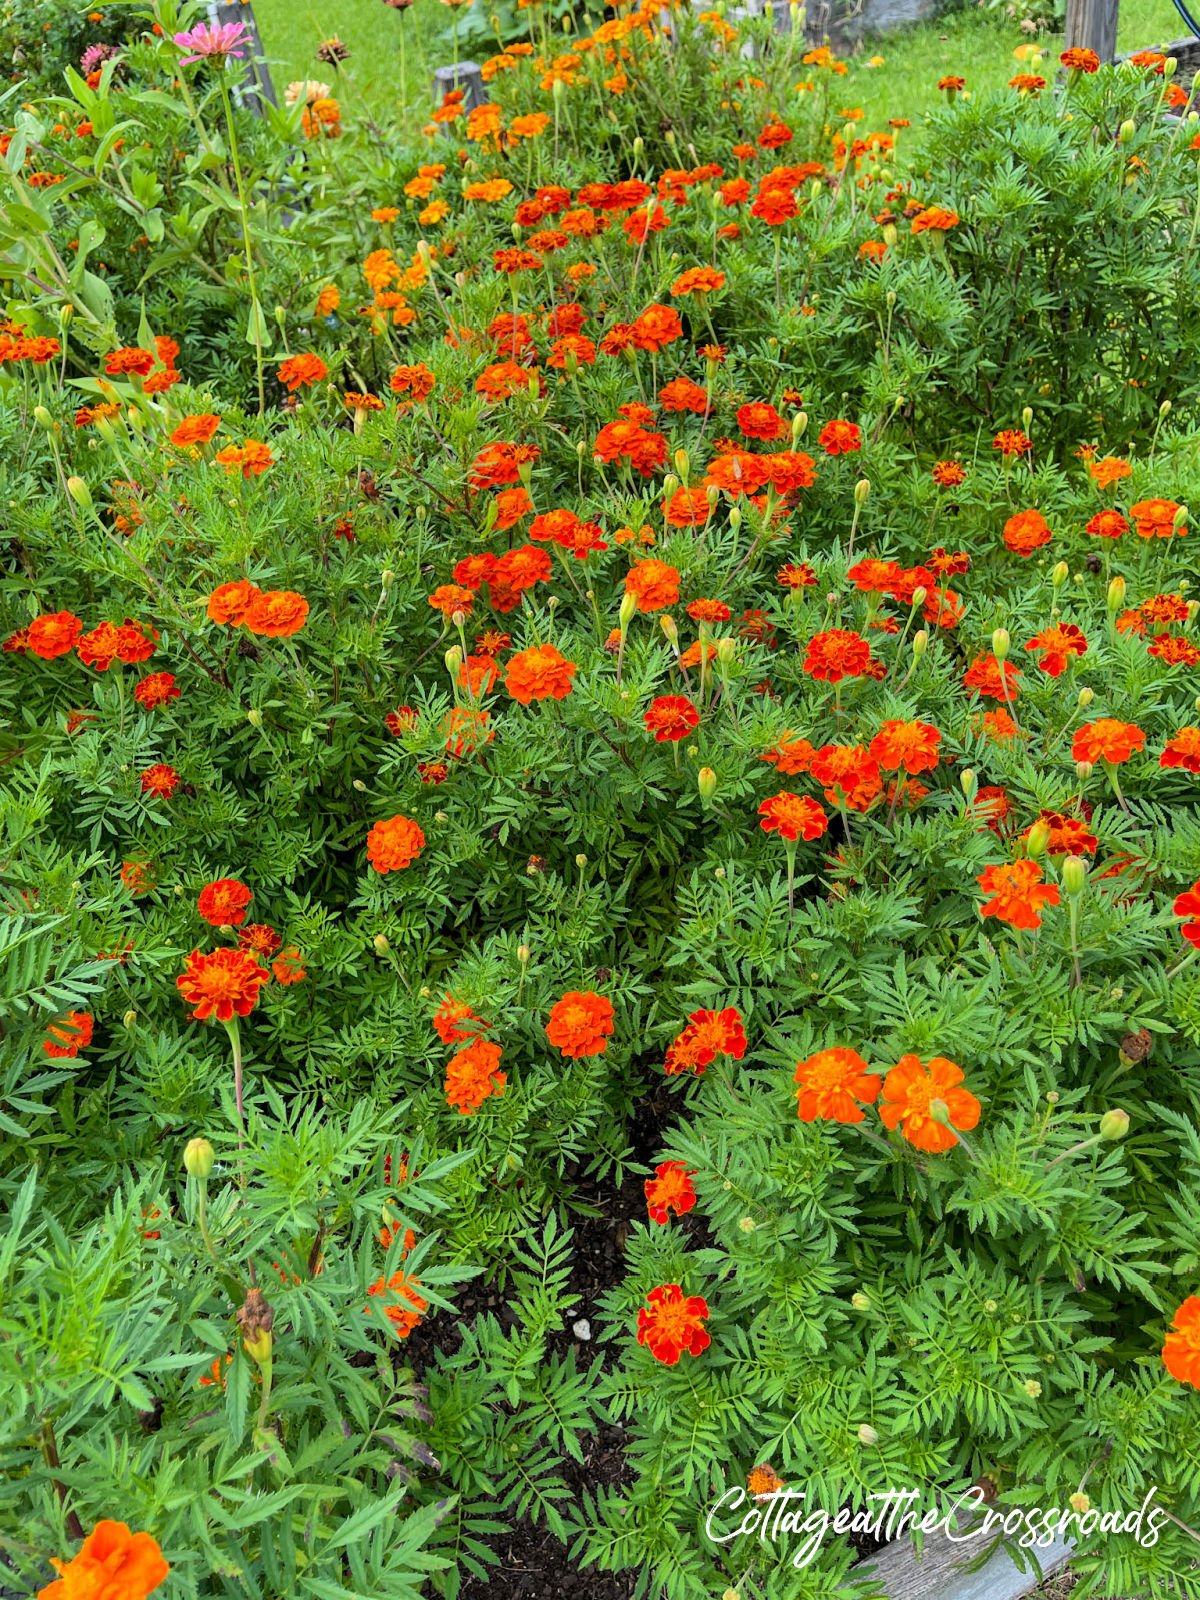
[219,75,266,417]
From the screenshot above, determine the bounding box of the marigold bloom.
[43,1010,95,1059]
[1162,728,1200,773]
[963,654,1021,700]
[77,622,123,671]
[847,559,902,594]
[391,362,436,401]
[428,584,475,619]
[869,719,941,774]
[629,305,683,351]
[737,402,785,441]
[664,1007,747,1075]
[434,994,488,1046]
[645,1161,697,1224]
[1086,509,1128,539]
[817,419,862,456]
[757,791,828,842]
[1003,509,1051,556]
[365,1270,427,1338]
[198,877,252,927]
[911,206,959,234]
[750,188,797,225]
[810,744,882,812]
[637,1284,710,1364]
[879,1054,980,1153]
[1148,634,1200,667]
[625,558,680,613]
[243,590,309,638]
[644,696,699,742]
[659,377,710,415]
[1172,879,1200,948]
[505,643,576,704]
[367,814,426,873]
[207,580,260,625]
[134,672,179,710]
[794,1046,881,1123]
[177,947,269,1022]
[760,734,816,775]
[214,441,273,477]
[28,611,83,660]
[39,1521,169,1600]
[670,266,725,297]
[664,486,714,527]
[1072,719,1145,766]
[1025,623,1087,677]
[140,763,179,799]
[171,413,220,447]
[277,352,327,391]
[932,460,967,488]
[1061,46,1100,70]
[1025,811,1098,857]
[445,1038,506,1113]
[546,990,615,1057]
[105,346,156,376]
[803,628,872,683]
[239,923,282,957]
[977,860,1061,930]
[993,428,1032,457]
[1129,498,1183,538]
[1163,1297,1200,1387]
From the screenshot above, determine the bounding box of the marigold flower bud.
[706,485,720,505]
[517,944,530,962]
[883,225,898,248]
[1107,575,1126,612]
[857,1424,878,1445]
[444,646,463,678]
[716,637,736,663]
[1075,759,1094,782]
[353,779,367,792]
[1118,118,1135,143]
[123,1009,137,1028]
[910,587,927,609]
[851,1291,869,1310]
[1099,1107,1130,1141]
[659,614,678,646]
[633,134,644,158]
[960,767,977,802]
[33,405,55,432]
[416,239,432,266]
[738,1216,755,1232]
[184,1137,215,1178]
[991,627,1010,660]
[854,478,870,506]
[792,412,808,442]
[1165,55,1178,76]
[928,1098,952,1126]
[1174,504,1189,530]
[247,708,264,727]
[1078,687,1094,708]
[1021,405,1033,432]
[373,934,390,954]
[66,475,93,510]
[661,473,679,500]
[1026,819,1051,858]
[1061,855,1087,897]
[1069,1492,1090,1515]
[1024,1378,1042,1398]
[575,853,588,867]
[618,591,638,632]
[381,569,395,593]
[60,304,74,326]
[1051,561,1068,589]
[912,629,928,658]
[698,767,717,799]
[434,810,449,824]
[729,505,742,530]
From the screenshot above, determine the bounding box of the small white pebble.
[572,1319,592,1341]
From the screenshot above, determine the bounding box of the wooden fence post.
[1063,0,1119,63]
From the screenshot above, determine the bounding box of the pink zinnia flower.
[173,21,249,65]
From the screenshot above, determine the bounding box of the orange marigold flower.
[1061,46,1100,70]
[637,1283,710,1364]
[644,695,699,742]
[1129,498,1184,538]
[664,1007,747,1075]
[794,1046,881,1123]
[243,590,309,638]
[365,1270,428,1338]
[105,346,156,376]
[238,923,282,956]
[546,990,615,1057]
[214,441,274,477]
[43,1010,94,1058]
[664,485,713,527]
[625,558,680,612]
[140,763,179,799]
[434,994,488,1045]
[869,719,941,774]
[207,580,260,625]
[391,362,436,401]
[367,814,426,873]
[778,562,817,589]
[171,413,220,447]
[134,672,179,710]
[809,744,882,812]
[1024,811,1098,856]
[429,583,475,619]
[177,946,269,1022]
[932,459,967,488]
[1086,509,1128,539]
[198,877,252,927]
[911,206,959,234]
[1025,622,1087,677]
[445,1037,506,1114]
[644,1161,696,1224]
[670,266,726,297]
[1088,455,1131,489]
[1175,881,1200,948]
[1148,633,1200,667]
[629,304,683,351]
[28,611,83,660]
[817,418,861,455]
[1009,72,1047,92]
[977,860,1061,930]
[879,1054,980,1153]
[272,947,307,985]
[760,734,815,775]
[963,653,1021,700]
[505,643,576,703]
[1003,508,1051,555]
[737,402,785,441]
[1163,1297,1200,1387]
[1072,718,1145,766]
[1162,727,1200,773]
[77,622,123,671]
[277,352,327,391]
[751,188,798,225]
[39,1521,169,1600]
[757,790,828,841]
[802,628,872,683]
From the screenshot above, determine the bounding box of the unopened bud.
[123,1009,138,1029]
[674,447,690,483]
[1107,575,1126,612]
[960,767,977,802]
[854,478,870,506]
[851,1291,869,1310]
[910,586,927,609]
[1069,1493,1091,1515]
[1118,119,1135,143]
[1026,819,1051,858]
[1075,759,1094,782]
[1078,687,1094,708]
[857,1424,878,1446]
[619,590,638,631]
[912,629,928,658]
[715,637,736,663]
[445,645,463,676]
[66,475,93,510]
[1173,504,1189,530]
[381,569,395,593]
[698,766,717,799]
[373,934,390,954]
[517,943,530,962]
[1160,399,1172,418]
[184,1137,215,1178]
[1051,561,1068,589]
[247,708,264,728]
[729,505,742,530]
[33,405,55,432]
[353,778,367,791]
[1021,405,1033,432]
[662,473,679,500]
[992,627,1010,660]
[883,225,897,249]
[1099,1107,1129,1141]
[792,412,808,443]
[1062,855,1087,897]
[659,614,678,646]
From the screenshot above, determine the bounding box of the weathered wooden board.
[861,1524,1074,1600]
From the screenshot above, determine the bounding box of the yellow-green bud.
[851,1291,869,1310]
[1021,405,1033,432]
[910,587,927,609]
[854,478,870,506]
[66,475,93,510]
[380,569,395,593]
[1107,575,1126,612]
[184,1137,215,1178]
[1099,1108,1130,1141]
[1078,687,1094,708]
[123,1009,138,1029]
[1075,759,1094,782]
[883,224,897,249]
[716,637,736,663]
[912,629,928,658]
[1051,561,1069,589]
[1173,504,1189,531]
[698,766,717,799]
[792,412,808,443]
[659,614,678,646]
[1118,119,1135,144]
[1062,855,1087,897]
[373,934,390,954]
[857,1424,878,1446]
[247,708,264,728]
[445,645,463,677]
[662,473,679,500]
[1069,1492,1091,1515]
[1026,819,1051,859]
[992,627,1010,660]
[33,405,55,432]
[517,943,531,962]
[674,447,690,483]
[618,591,638,632]
[728,505,742,531]
[353,778,367,792]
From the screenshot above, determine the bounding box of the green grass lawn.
[250,0,1195,137]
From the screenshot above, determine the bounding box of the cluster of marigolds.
[10,10,1200,1586]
